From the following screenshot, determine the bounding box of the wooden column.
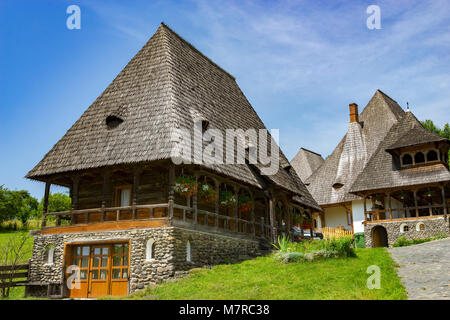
[413,189,419,217]
[363,194,367,222]
[251,195,256,237]
[214,180,219,229]
[168,165,174,224]
[193,176,198,224]
[132,168,142,220]
[70,176,80,225]
[101,170,111,222]
[234,189,239,233]
[269,197,276,242]
[286,206,292,238]
[41,181,51,228]
[441,185,447,218]
[387,193,393,220]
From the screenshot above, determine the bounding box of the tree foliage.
[0,186,38,225]
[37,192,72,217]
[421,120,450,162]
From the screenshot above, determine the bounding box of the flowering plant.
[198,183,218,204]
[219,190,237,207]
[174,176,198,197]
[424,190,436,198]
[238,195,253,214]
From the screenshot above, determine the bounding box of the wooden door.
[88,245,110,298]
[110,243,129,296]
[67,243,129,298]
[67,245,90,298]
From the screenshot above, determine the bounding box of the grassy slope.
[125,248,406,300]
[0,231,34,300]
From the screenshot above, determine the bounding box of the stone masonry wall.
[364,217,449,248]
[28,226,260,297]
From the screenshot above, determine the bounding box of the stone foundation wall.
[29,226,261,297]
[364,217,449,247]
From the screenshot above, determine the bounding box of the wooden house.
[292,90,450,247]
[25,23,319,298]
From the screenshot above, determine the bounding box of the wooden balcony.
[37,202,273,240]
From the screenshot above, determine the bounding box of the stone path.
[389,238,450,300]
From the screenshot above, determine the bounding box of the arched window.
[400,224,409,233]
[402,154,413,166]
[186,240,192,262]
[426,150,438,162]
[44,244,55,265]
[146,239,155,261]
[414,152,425,164]
[416,222,425,231]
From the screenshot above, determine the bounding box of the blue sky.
[1,0,449,199]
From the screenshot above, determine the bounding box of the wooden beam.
[132,168,142,220]
[269,196,275,242]
[363,194,367,222]
[441,185,447,218]
[387,193,393,220]
[70,176,80,225]
[413,189,419,217]
[41,181,51,228]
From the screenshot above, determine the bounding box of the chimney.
[349,103,359,123]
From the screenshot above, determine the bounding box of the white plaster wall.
[351,200,372,233]
[323,207,351,230]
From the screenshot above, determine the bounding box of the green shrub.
[272,235,290,253]
[354,232,365,248]
[393,234,448,247]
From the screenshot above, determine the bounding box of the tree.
[421,120,450,162]
[36,192,72,218]
[0,186,38,225]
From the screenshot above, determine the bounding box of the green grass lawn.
[0,230,34,300]
[120,248,406,300]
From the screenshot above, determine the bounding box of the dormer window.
[414,152,425,164]
[427,150,438,162]
[400,148,441,168]
[106,115,124,129]
[402,154,413,166]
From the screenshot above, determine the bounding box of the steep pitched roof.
[351,111,450,193]
[291,148,324,182]
[305,90,405,205]
[26,23,319,210]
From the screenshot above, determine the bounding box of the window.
[44,244,55,265]
[105,115,124,129]
[346,211,352,226]
[402,154,413,166]
[186,240,191,262]
[146,239,155,261]
[115,186,132,206]
[414,152,425,164]
[416,222,425,231]
[427,150,438,162]
[400,224,409,233]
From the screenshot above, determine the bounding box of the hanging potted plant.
[174,175,198,198]
[398,191,410,201]
[275,207,286,219]
[218,190,237,207]
[198,183,218,204]
[238,195,253,214]
[424,190,436,198]
[299,215,312,229]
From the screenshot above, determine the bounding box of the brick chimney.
[349,103,359,123]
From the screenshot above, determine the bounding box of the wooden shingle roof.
[305,90,405,205]
[291,148,324,182]
[350,111,450,193]
[26,23,320,210]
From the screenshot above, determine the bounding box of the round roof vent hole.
[106,115,124,129]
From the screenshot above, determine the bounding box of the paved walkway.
[389,238,450,300]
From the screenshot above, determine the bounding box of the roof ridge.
[299,147,323,158]
[159,22,236,81]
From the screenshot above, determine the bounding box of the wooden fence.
[321,226,353,239]
[0,264,29,289]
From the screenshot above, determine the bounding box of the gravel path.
[389,238,450,300]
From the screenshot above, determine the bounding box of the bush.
[273,237,355,263]
[393,234,448,247]
[354,232,365,248]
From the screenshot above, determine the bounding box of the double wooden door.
[67,243,129,298]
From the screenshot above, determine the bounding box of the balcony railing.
[41,203,273,240]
